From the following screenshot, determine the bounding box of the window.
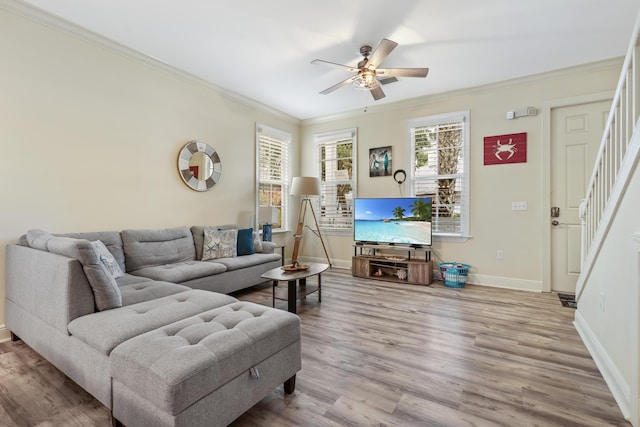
[408,111,469,239]
[256,124,291,232]
[314,129,357,232]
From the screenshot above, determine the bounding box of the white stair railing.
[577,15,640,299]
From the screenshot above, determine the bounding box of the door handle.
[552,220,571,226]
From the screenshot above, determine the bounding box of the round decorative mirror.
[178,141,222,191]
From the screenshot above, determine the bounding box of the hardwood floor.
[0,269,630,426]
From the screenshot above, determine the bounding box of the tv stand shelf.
[353,243,431,261]
[352,245,432,285]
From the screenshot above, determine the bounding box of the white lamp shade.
[290,176,321,196]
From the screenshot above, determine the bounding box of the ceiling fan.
[311,38,429,101]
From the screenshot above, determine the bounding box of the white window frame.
[256,123,291,233]
[407,111,470,242]
[314,128,357,235]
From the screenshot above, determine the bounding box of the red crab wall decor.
[483,132,527,165]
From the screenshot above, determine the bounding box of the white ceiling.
[17,0,640,120]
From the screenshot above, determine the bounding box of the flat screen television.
[354,197,432,247]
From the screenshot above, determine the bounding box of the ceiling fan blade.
[366,38,398,69]
[378,76,398,85]
[319,75,360,95]
[370,85,386,101]
[311,59,358,73]
[377,68,429,78]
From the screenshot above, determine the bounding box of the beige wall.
[299,61,622,290]
[0,9,299,339]
[0,4,625,335]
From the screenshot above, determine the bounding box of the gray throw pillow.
[26,229,54,250]
[202,229,238,260]
[47,236,122,311]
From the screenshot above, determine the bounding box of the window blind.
[315,129,357,231]
[409,112,469,237]
[257,125,290,230]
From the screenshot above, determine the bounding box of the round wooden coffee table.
[261,262,329,313]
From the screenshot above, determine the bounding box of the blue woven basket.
[438,262,471,288]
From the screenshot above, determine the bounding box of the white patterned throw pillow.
[91,240,125,279]
[202,228,238,260]
[252,230,263,253]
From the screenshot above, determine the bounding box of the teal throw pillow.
[237,228,255,256]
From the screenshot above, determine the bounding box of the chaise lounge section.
[110,302,301,427]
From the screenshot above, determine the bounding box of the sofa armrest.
[6,244,96,335]
[261,241,276,254]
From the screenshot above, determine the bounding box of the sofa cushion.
[44,229,126,282]
[118,279,191,306]
[202,228,237,260]
[122,227,196,272]
[129,261,227,283]
[237,228,255,256]
[67,290,238,355]
[47,236,122,311]
[116,273,153,287]
[110,301,301,415]
[213,252,281,272]
[58,231,125,273]
[191,224,238,260]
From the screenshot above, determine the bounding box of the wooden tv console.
[351,244,433,286]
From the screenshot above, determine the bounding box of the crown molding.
[2,0,623,127]
[0,0,300,125]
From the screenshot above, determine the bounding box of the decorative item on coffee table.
[282,263,309,272]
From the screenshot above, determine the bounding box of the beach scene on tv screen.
[354,198,432,245]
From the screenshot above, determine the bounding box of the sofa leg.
[111,413,123,427]
[10,331,20,342]
[284,374,296,394]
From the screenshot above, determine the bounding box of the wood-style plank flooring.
[0,269,630,426]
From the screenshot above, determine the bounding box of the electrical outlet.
[599,291,605,312]
[497,250,504,259]
[512,201,528,211]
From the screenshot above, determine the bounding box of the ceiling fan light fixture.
[312,38,428,100]
[353,70,378,90]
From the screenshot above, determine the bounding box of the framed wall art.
[369,146,392,177]
[483,132,527,165]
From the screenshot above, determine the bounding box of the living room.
[1,1,640,425]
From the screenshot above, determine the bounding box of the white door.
[550,100,610,293]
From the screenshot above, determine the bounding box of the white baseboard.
[461,273,543,292]
[431,269,543,292]
[0,324,11,343]
[574,310,631,421]
[299,256,351,270]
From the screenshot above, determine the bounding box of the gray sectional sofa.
[5,225,301,427]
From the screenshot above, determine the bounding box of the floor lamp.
[289,176,331,268]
